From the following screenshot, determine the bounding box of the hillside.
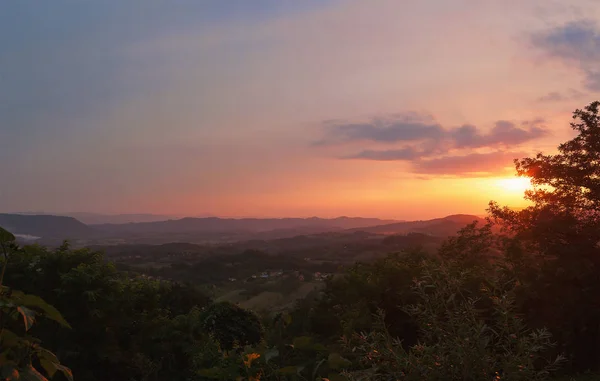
[65,212,179,224]
[0,213,93,240]
[92,216,396,233]
[0,213,485,246]
[13,212,180,224]
[350,214,486,236]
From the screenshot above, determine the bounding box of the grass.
[215,289,246,303]
[239,292,284,311]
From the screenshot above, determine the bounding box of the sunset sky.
[2,0,600,219]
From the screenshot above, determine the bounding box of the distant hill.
[0,214,93,240]
[0,212,486,245]
[350,214,486,237]
[91,216,397,236]
[13,212,179,225]
[63,212,179,225]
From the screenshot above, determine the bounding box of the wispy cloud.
[531,20,600,91]
[537,88,587,102]
[317,113,546,176]
[344,147,432,161]
[451,120,547,149]
[319,113,546,156]
[412,151,526,177]
[315,114,443,145]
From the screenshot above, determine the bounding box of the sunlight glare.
[496,177,532,194]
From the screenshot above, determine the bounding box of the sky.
[2,0,600,220]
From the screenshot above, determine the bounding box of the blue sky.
[1,0,599,219]
[1,0,331,143]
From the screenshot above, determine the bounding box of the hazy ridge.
[0,213,483,245]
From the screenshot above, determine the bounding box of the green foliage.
[294,250,429,347]
[438,221,494,266]
[200,301,264,352]
[0,226,16,287]
[0,227,15,245]
[2,241,211,381]
[0,231,72,381]
[0,287,73,381]
[343,261,563,381]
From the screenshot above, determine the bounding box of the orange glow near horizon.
[137,176,533,221]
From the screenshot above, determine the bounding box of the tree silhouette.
[489,101,600,371]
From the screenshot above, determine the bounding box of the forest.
[2,101,600,380]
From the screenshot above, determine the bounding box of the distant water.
[14,234,41,242]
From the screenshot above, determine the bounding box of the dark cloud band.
[317,113,545,176]
[531,20,600,91]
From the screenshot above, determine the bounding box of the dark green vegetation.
[0,228,73,381]
[3,102,600,380]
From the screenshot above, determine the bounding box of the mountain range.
[91,216,398,234]
[12,212,181,225]
[0,213,485,245]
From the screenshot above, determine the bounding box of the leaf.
[283,313,292,325]
[54,364,73,381]
[327,373,349,381]
[328,353,352,370]
[12,293,71,328]
[447,293,456,303]
[17,306,36,331]
[278,366,301,375]
[38,348,63,379]
[0,227,15,244]
[264,347,279,363]
[243,353,260,368]
[0,363,19,380]
[292,336,314,350]
[0,329,22,347]
[312,358,326,380]
[0,299,15,307]
[36,347,59,364]
[40,358,58,379]
[20,365,48,381]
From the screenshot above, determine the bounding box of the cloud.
[450,120,546,149]
[585,70,600,90]
[487,120,546,146]
[316,114,444,145]
[344,147,431,161]
[413,151,526,177]
[536,89,587,102]
[538,92,566,102]
[531,20,600,91]
[318,114,547,161]
[317,113,545,176]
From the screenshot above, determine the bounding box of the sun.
[496,177,532,194]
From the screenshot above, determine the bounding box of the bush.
[343,260,564,381]
[200,301,264,352]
